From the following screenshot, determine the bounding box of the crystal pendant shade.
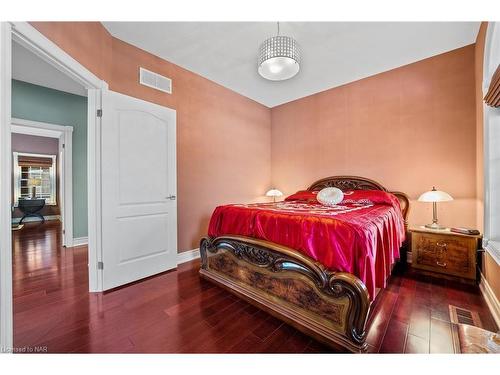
[258,35,301,81]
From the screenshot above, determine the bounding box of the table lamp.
[418,187,453,230]
[266,188,283,202]
[28,178,41,199]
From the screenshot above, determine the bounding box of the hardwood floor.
[13,221,498,353]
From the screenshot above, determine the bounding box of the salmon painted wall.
[31,22,271,252]
[271,45,477,229]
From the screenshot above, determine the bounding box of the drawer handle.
[436,261,447,267]
[436,241,447,248]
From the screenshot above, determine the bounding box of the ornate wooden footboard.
[200,236,370,352]
[199,176,410,353]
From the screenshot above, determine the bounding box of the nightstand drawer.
[411,232,477,279]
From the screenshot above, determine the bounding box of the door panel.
[101,90,177,290]
[117,214,170,263]
[117,111,168,204]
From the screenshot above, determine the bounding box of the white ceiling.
[103,22,480,107]
[12,40,87,97]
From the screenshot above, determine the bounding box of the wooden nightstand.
[409,227,482,282]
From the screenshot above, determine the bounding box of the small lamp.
[28,178,41,199]
[266,188,283,203]
[418,187,453,230]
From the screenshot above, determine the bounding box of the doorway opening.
[1,22,107,350]
[11,118,74,246]
[9,37,89,348]
[10,36,86,244]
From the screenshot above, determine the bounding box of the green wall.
[12,79,88,238]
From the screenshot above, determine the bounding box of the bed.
[199,176,410,352]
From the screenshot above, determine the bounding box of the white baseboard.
[177,248,200,265]
[72,237,88,247]
[11,215,60,224]
[479,272,500,329]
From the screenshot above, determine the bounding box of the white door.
[101,90,177,290]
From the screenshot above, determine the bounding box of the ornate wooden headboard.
[307,175,410,229]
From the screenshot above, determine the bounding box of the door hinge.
[62,143,65,149]
[97,261,104,270]
[97,109,103,117]
[62,229,65,234]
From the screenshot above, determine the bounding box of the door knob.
[166,195,176,200]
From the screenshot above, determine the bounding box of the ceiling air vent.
[139,67,172,94]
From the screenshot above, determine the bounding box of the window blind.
[17,155,53,168]
[484,64,500,107]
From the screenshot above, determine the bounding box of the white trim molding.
[11,117,73,137]
[479,272,500,329]
[177,248,200,265]
[10,22,105,91]
[72,237,88,247]
[87,88,103,292]
[0,21,13,353]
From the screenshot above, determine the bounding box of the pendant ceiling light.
[258,22,301,81]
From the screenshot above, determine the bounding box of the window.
[483,22,500,265]
[13,152,57,206]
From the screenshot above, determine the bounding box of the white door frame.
[11,118,74,247]
[1,21,108,351]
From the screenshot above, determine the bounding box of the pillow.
[284,189,400,210]
[341,190,401,209]
[317,187,344,206]
[284,190,318,202]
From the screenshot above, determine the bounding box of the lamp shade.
[258,35,300,81]
[418,187,453,203]
[266,189,283,198]
[28,178,41,187]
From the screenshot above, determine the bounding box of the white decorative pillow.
[317,187,344,207]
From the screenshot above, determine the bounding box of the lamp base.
[424,222,447,230]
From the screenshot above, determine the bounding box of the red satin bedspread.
[208,191,405,300]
